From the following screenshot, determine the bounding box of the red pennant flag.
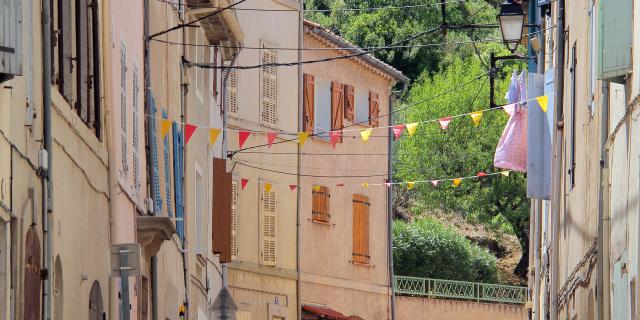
[431,180,439,187]
[238,131,251,149]
[393,125,405,140]
[241,178,249,190]
[289,184,298,191]
[330,131,341,149]
[184,124,197,144]
[439,117,452,130]
[476,172,488,177]
[336,183,345,187]
[267,132,278,148]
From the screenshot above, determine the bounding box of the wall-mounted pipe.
[597,81,609,320]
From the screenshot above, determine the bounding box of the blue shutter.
[150,96,162,214]
[163,110,172,217]
[173,124,184,240]
[598,0,632,82]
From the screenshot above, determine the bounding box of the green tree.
[393,53,529,277]
[393,217,498,282]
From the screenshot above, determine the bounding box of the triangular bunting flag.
[238,131,251,149]
[452,178,462,187]
[360,128,373,143]
[385,182,392,187]
[470,111,483,126]
[431,180,439,187]
[267,132,278,148]
[503,103,516,116]
[330,131,342,149]
[535,96,549,112]
[313,185,321,192]
[184,124,197,144]
[406,123,419,137]
[501,171,510,177]
[209,128,221,146]
[241,178,249,190]
[264,183,273,193]
[289,184,298,191]
[407,181,416,190]
[298,132,309,147]
[336,183,345,187]
[476,172,488,177]
[439,117,452,130]
[160,119,172,139]
[362,182,369,188]
[393,125,405,140]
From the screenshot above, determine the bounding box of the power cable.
[155,0,467,12]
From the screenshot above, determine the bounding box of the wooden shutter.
[260,48,278,125]
[23,229,41,320]
[225,61,238,114]
[76,0,90,123]
[119,43,128,178]
[212,158,232,263]
[303,74,315,133]
[331,81,344,137]
[261,183,277,266]
[58,0,73,101]
[212,47,218,99]
[231,180,239,260]
[312,186,330,223]
[352,194,370,264]
[369,92,380,127]
[132,65,140,193]
[344,84,355,122]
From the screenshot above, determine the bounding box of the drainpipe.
[143,1,160,320]
[41,0,54,319]
[180,15,190,320]
[597,81,609,320]
[533,10,545,320]
[296,3,303,319]
[550,0,565,319]
[387,91,397,320]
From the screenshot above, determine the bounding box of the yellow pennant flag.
[470,111,483,126]
[265,183,273,193]
[160,119,172,139]
[407,181,416,190]
[313,185,321,192]
[360,128,373,143]
[452,178,462,187]
[209,128,221,146]
[501,171,510,177]
[535,96,549,112]
[362,182,369,188]
[406,123,419,137]
[298,132,309,146]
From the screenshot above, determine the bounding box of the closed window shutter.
[368,92,380,127]
[303,74,315,133]
[231,180,239,260]
[261,183,277,266]
[225,61,238,114]
[163,111,173,217]
[150,97,162,213]
[212,158,232,263]
[76,0,90,123]
[212,47,218,99]
[132,65,140,194]
[312,186,330,223]
[172,124,184,239]
[331,81,344,141]
[352,194,370,264]
[58,0,73,102]
[344,84,355,122]
[119,43,128,178]
[260,48,278,126]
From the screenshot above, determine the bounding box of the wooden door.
[88,281,103,320]
[23,228,41,320]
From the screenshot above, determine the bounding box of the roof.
[302,304,349,320]
[303,20,410,84]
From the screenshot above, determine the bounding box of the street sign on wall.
[110,243,140,277]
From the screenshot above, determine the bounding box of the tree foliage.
[393,217,498,283]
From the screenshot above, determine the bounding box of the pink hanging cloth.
[494,103,528,172]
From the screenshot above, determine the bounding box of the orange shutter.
[344,84,355,122]
[369,92,380,127]
[303,74,315,133]
[331,81,345,136]
[212,158,232,263]
[352,194,370,264]
[312,186,330,223]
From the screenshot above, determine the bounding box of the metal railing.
[393,275,528,304]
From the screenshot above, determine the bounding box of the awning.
[301,305,349,320]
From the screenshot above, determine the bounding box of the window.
[312,186,330,223]
[355,90,369,125]
[314,80,331,139]
[352,194,370,264]
[226,61,238,115]
[569,43,577,188]
[132,65,140,193]
[195,167,205,253]
[331,81,344,135]
[260,47,278,126]
[260,182,277,266]
[120,43,128,178]
[344,84,355,122]
[303,74,315,133]
[52,0,101,136]
[369,91,380,127]
[231,180,239,260]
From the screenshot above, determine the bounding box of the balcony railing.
[393,275,528,305]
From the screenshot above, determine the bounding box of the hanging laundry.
[494,103,528,172]
[504,71,519,104]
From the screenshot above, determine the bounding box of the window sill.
[350,260,374,268]
[309,218,333,226]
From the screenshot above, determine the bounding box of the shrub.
[393,217,498,283]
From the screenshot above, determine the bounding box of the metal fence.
[393,275,528,304]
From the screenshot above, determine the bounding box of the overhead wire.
[155,0,467,12]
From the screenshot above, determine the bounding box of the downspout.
[143,1,159,320]
[296,3,303,319]
[533,10,545,320]
[180,13,190,320]
[387,90,397,320]
[41,0,54,319]
[550,0,565,319]
[597,81,609,320]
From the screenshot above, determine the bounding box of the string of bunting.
[152,95,549,149]
[237,170,512,192]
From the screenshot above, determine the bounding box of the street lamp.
[497,1,525,53]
